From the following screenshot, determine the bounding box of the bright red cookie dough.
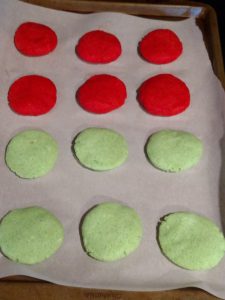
[76,74,127,114]
[138,74,190,116]
[14,22,57,56]
[76,30,122,63]
[139,29,183,64]
[8,75,57,116]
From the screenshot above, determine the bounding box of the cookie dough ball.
[146,129,203,172]
[8,75,57,116]
[5,129,58,179]
[139,29,183,64]
[73,128,128,171]
[76,30,121,63]
[158,212,225,270]
[14,22,57,56]
[81,202,143,261]
[138,74,190,116]
[76,74,127,114]
[0,206,64,264]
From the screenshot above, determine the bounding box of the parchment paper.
[1,0,225,298]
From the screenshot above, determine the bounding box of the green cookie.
[81,202,143,261]
[146,129,203,172]
[5,129,58,179]
[73,127,128,171]
[0,206,64,264]
[158,212,225,270]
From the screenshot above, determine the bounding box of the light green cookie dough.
[73,127,128,171]
[0,206,64,264]
[146,129,203,172]
[158,212,225,270]
[81,202,143,261]
[5,129,58,179]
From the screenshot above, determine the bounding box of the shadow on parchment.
[219,134,225,234]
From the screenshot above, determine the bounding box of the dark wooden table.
[0,275,222,300]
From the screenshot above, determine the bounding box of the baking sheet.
[1,0,225,298]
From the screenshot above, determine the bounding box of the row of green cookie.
[0,202,224,270]
[5,127,203,179]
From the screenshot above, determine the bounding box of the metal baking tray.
[0,1,224,299]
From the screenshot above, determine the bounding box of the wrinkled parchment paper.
[1,0,225,298]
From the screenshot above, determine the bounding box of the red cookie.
[76,74,127,114]
[138,74,190,116]
[76,30,121,63]
[139,29,183,64]
[14,22,57,56]
[8,75,57,116]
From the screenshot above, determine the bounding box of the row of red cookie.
[8,73,190,116]
[14,22,183,64]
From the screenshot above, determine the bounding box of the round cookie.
[14,22,57,56]
[0,206,64,264]
[5,129,58,179]
[81,202,143,261]
[76,30,121,63]
[146,129,203,172]
[138,74,190,116]
[73,127,128,171]
[76,74,127,114]
[8,75,57,116]
[139,29,183,64]
[158,212,225,270]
